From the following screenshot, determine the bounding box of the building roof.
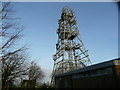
[55,58,120,78]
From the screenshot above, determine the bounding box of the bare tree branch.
[1,2,29,89]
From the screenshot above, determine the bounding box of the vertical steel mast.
[51,6,91,86]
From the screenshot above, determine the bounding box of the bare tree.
[0,2,29,89]
[27,62,45,88]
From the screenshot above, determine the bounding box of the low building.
[55,58,120,88]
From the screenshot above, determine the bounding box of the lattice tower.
[51,6,91,86]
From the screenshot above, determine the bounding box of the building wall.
[72,74,116,88]
[113,65,120,88]
[55,65,120,88]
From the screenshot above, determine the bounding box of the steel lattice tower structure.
[51,6,91,86]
